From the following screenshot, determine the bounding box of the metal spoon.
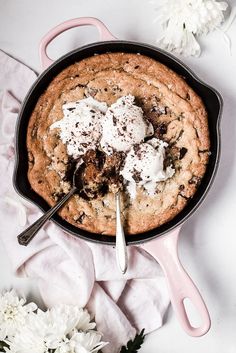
[17,164,82,246]
[18,165,128,274]
[115,192,128,274]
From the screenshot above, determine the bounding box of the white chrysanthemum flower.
[50,305,96,332]
[0,290,37,341]
[42,305,96,349]
[151,0,228,56]
[4,315,47,353]
[69,331,108,353]
[75,308,96,332]
[5,304,108,353]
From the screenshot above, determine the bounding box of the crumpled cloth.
[0,49,170,353]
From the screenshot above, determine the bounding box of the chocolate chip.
[186,93,190,100]
[96,150,106,170]
[174,129,184,143]
[194,128,199,138]
[179,184,185,191]
[105,215,112,220]
[112,116,117,126]
[199,149,210,154]
[164,155,173,169]
[75,80,83,84]
[112,85,121,92]
[78,190,90,200]
[99,183,109,196]
[133,144,140,153]
[179,147,187,159]
[150,106,158,113]
[178,193,189,201]
[132,169,142,182]
[155,123,167,138]
[52,192,65,201]
[38,180,43,184]
[63,157,82,184]
[134,65,140,69]
[103,166,116,179]
[78,212,85,223]
[188,176,201,185]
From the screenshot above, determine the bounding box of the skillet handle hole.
[47,26,98,61]
[183,297,202,328]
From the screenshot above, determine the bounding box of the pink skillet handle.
[141,227,211,336]
[39,17,116,70]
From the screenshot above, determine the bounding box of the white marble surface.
[0,0,236,352]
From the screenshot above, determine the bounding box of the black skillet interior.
[13,41,222,245]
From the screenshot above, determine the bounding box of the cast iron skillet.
[13,17,222,337]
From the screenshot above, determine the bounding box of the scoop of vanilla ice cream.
[120,138,175,199]
[50,97,108,159]
[100,95,153,154]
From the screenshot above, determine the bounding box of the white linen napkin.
[0,49,170,353]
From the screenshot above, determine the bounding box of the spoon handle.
[17,187,77,246]
[115,192,128,274]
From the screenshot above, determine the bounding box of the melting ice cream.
[50,97,107,159]
[120,138,175,199]
[100,95,153,154]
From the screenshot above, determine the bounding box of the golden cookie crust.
[27,53,210,235]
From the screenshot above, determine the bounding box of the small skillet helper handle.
[39,17,116,69]
[141,227,211,336]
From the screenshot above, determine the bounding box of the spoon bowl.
[17,163,82,246]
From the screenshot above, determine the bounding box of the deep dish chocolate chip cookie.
[27,53,210,235]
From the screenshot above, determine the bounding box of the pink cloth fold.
[0,50,170,353]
